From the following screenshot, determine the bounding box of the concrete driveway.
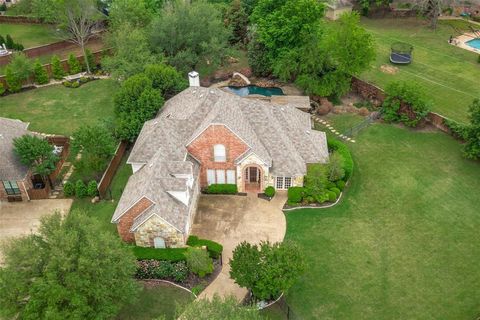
[0,199,73,264]
[191,192,287,301]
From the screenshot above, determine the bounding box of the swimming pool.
[226,85,284,97]
[466,38,480,50]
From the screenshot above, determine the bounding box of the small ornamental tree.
[51,55,65,80]
[5,53,33,92]
[328,152,345,182]
[0,211,139,319]
[67,53,81,74]
[13,135,58,180]
[85,48,96,72]
[185,247,213,278]
[33,59,49,85]
[5,34,14,49]
[143,63,188,98]
[230,240,306,301]
[463,99,480,160]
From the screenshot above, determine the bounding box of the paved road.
[191,192,287,301]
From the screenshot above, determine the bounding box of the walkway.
[191,192,287,301]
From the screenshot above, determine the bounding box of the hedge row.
[132,246,187,262]
[187,235,223,259]
[205,184,238,194]
[327,139,353,180]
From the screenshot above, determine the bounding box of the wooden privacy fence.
[98,141,129,198]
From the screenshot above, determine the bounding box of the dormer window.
[214,144,226,162]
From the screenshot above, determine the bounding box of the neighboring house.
[325,0,353,20]
[112,85,329,248]
[0,117,33,202]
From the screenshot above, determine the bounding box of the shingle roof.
[114,87,328,231]
[0,117,31,181]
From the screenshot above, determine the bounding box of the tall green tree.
[33,59,49,85]
[5,53,33,92]
[149,0,231,74]
[13,134,58,177]
[230,240,306,300]
[463,99,480,160]
[224,0,249,44]
[51,55,65,80]
[108,0,153,29]
[143,63,188,98]
[0,211,139,319]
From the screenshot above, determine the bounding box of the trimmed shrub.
[328,139,353,181]
[336,180,346,191]
[135,259,188,282]
[185,247,214,278]
[0,82,4,96]
[288,186,304,203]
[327,190,337,202]
[329,187,341,197]
[5,34,14,49]
[67,53,81,74]
[87,180,98,197]
[132,246,187,262]
[5,66,22,93]
[33,59,49,85]
[63,181,75,197]
[206,184,238,194]
[187,235,223,259]
[71,81,80,88]
[51,55,65,80]
[85,48,96,72]
[264,186,276,198]
[75,180,87,198]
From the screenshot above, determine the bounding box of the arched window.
[213,144,226,162]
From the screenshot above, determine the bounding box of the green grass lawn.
[359,17,480,123]
[285,115,480,319]
[0,79,118,136]
[116,282,194,320]
[0,23,58,48]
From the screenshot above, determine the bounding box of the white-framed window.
[226,170,236,184]
[154,237,166,248]
[207,169,216,185]
[275,177,292,190]
[214,144,226,162]
[216,169,226,184]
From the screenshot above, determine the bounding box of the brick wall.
[351,76,386,105]
[187,125,248,188]
[116,197,154,243]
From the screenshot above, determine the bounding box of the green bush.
[444,118,469,140]
[5,66,22,93]
[67,53,81,74]
[264,186,276,197]
[327,190,337,202]
[135,259,188,282]
[288,186,304,203]
[185,247,214,278]
[33,59,49,85]
[62,81,71,87]
[206,184,238,194]
[0,82,5,96]
[5,34,14,49]
[63,181,75,197]
[336,180,346,191]
[85,48,96,72]
[51,55,65,80]
[71,81,80,88]
[329,187,341,197]
[132,246,187,262]
[87,180,98,197]
[187,235,223,259]
[75,180,87,198]
[328,139,353,181]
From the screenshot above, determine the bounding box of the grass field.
[0,79,118,136]
[285,115,480,319]
[0,23,58,48]
[359,17,480,123]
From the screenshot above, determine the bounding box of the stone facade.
[116,197,154,243]
[237,153,269,193]
[187,125,248,188]
[134,215,185,248]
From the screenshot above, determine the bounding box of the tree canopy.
[463,99,480,160]
[13,134,58,176]
[0,210,139,319]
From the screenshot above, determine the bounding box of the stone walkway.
[311,115,356,143]
[191,192,287,301]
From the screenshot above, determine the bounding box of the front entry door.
[249,167,258,183]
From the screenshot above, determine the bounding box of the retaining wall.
[0,15,45,24]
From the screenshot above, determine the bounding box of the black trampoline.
[390,42,413,64]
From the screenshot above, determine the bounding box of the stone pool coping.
[450,32,480,54]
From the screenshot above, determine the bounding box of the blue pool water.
[466,38,480,50]
[226,85,284,97]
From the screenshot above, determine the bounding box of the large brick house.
[111,86,329,248]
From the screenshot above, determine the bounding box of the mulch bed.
[258,193,273,201]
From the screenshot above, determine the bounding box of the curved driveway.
[191,192,287,301]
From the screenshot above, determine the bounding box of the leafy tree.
[178,295,263,320]
[149,0,231,74]
[185,247,214,278]
[72,123,117,173]
[224,0,249,44]
[33,59,49,85]
[358,0,391,16]
[0,211,139,319]
[5,34,14,49]
[241,0,259,16]
[13,134,58,177]
[304,163,329,197]
[328,152,345,182]
[85,48,96,71]
[108,0,153,29]
[103,24,158,80]
[67,53,82,74]
[230,240,305,300]
[114,74,164,141]
[5,53,33,92]
[0,82,5,96]
[51,55,65,80]
[144,63,188,97]
[463,99,480,160]
[412,0,447,29]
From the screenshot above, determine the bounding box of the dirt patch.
[380,64,399,75]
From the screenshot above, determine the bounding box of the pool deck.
[451,32,480,54]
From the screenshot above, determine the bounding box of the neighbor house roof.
[0,117,31,181]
